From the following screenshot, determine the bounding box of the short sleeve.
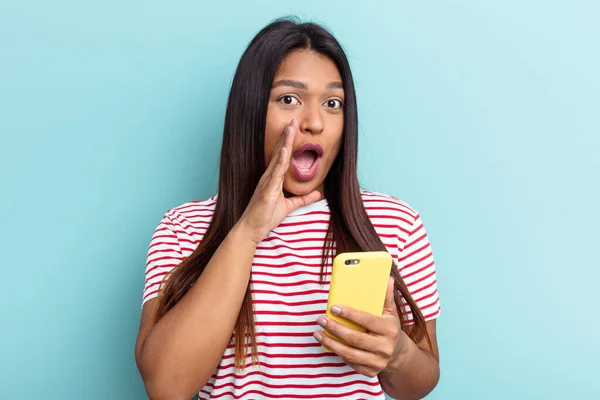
[397,213,440,322]
[142,213,185,306]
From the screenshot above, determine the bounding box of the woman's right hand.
[237,120,322,245]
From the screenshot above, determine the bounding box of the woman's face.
[264,49,345,198]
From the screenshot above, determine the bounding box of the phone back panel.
[323,251,393,348]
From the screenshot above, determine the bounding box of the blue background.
[1,1,598,399]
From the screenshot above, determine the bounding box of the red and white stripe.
[143,190,440,399]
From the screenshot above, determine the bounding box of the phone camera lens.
[345,260,351,265]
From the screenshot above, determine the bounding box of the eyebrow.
[327,81,344,89]
[272,80,344,90]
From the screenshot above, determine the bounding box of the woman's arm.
[135,223,259,400]
[378,320,439,400]
[135,120,321,400]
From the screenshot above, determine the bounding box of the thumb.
[382,277,398,316]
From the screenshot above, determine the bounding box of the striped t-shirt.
[143,190,440,399]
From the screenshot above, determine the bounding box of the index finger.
[266,119,296,175]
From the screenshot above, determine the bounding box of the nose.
[298,101,324,135]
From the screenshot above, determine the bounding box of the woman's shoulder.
[162,195,218,223]
[360,189,419,221]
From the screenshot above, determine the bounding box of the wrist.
[385,332,417,374]
[230,220,262,248]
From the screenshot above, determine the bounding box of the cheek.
[325,130,344,164]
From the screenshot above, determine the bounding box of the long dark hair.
[155,17,430,368]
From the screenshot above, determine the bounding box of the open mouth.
[291,143,323,182]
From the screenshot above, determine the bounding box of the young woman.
[135,18,441,400]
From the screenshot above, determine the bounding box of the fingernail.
[317,316,328,327]
[314,331,323,341]
[331,306,342,315]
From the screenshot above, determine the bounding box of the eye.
[324,99,344,109]
[278,95,300,106]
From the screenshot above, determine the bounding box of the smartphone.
[322,251,393,351]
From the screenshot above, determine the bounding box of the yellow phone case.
[323,251,393,351]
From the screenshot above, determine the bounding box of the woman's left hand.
[313,277,409,378]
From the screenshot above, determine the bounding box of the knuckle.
[325,322,338,335]
[351,311,368,325]
[382,344,394,358]
[258,181,268,193]
[360,316,373,328]
[364,369,377,378]
[385,324,399,338]
[321,335,333,347]
[342,349,358,364]
[347,333,364,348]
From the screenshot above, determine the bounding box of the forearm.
[139,223,257,399]
[379,332,440,400]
